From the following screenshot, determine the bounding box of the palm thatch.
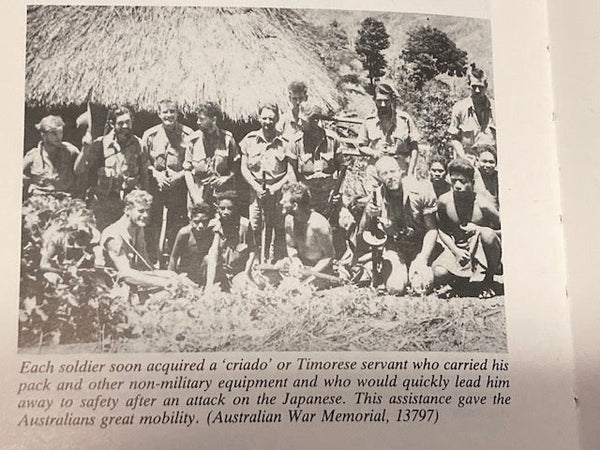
[26,6,340,120]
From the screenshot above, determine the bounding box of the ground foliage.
[19,195,131,348]
[116,283,506,353]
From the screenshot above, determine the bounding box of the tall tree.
[355,17,390,90]
[402,25,468,89]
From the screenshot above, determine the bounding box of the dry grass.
[26,6,340,119]
[111,283,506,353]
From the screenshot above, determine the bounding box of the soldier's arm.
[311,219,335,273]
[240,152,263,193]
[205,232,220,289]
[418,212,438,263]
[106,238,169,288]
[74,139,100,176]
[168,229,185,272]
[448,104,465,158]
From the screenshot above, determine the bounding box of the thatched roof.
[26,6,340,120]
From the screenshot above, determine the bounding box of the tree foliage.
[402,25,468,89]
[355,17,390,89]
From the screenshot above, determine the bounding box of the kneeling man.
[280,182,336,288]
[101,190,176,289]
[359,156,438,295]
[433,158,501,294]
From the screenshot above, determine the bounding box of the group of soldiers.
[24,64,501,297]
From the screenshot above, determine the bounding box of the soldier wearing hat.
[358,82,421,197]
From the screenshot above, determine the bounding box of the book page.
[547,1,600,449]
[0,0,579,448]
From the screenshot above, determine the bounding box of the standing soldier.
[142,99,193,265]
[289,105,345,216]
[23,115,79,197]
[74,105,148,231]
[358,82,421,197]
[183,102,239,204]
[448,63,496,158]
[278,81,309,141]
[240,103,295,263]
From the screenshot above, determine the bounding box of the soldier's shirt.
[85,131,148,197]
[358,110,421,157]
[289,129,344,180]
[23,141,79,194]
[240,129,290,186]
[363,177,437,246]
[183,127,239,179]
[142,123,193,172]
[448,96,496,150]
[277,110,306,141]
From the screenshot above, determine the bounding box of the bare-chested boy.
[279,182,335,288]
[433,158,502,295]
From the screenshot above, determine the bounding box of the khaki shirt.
[23,141,79,194]
[361,177,437,246]
[358,111,421,157]
[83,132,148,198]
[289,129,343,180]
[240,129,290,186]
[277,110,306,141]
[448,96,496,150]
[142,123,193,172]
[184,128,239,179]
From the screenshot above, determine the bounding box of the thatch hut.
[24,5,341,148]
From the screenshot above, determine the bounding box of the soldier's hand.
[365,202,381,219]
[257,187,270,200]
[454,248,471,266]
[460,223,480,235]
[288,257,304,278]
[154,170,171,190]
[210,175,230,188]
[330,193,342,205]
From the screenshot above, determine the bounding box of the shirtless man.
[280,182,335,287]
[433,158,501,295]
[101,190,175,289]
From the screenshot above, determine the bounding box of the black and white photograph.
[19,5,505,353]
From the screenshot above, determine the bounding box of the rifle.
[324,165,347,223]
[361,190,387,287]
[260,172,269,264]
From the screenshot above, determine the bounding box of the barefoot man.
[279,182,336,289]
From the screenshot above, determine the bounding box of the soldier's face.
[190,213,211,232]
[280,192,297,216]
[375,94,394,117]
[289,91,307,109]
[127,205,150,228]
[478,151,497,175]
[114,113,133,141]
[429,162,446,182]
[450,173,474,193]
[41,127,63,147]
[158,104,178,128]
[197,112,216,133]
[259,108,277,133]
[471,82,487,99]
[377,161,403,191]
[217,199,235,222]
